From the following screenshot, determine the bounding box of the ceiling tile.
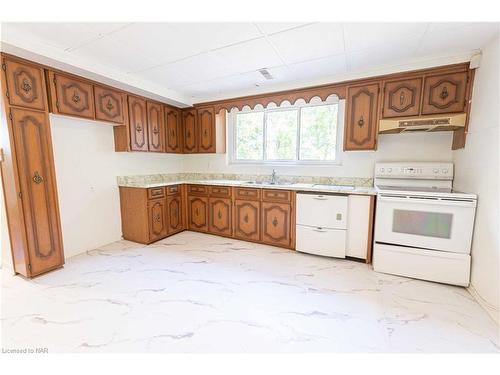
[256,22,311,35]
[213,38,284,74]
[418,23,499,56]
[2,22,129,51]
[269,23,344,64]
[343,22,428,52]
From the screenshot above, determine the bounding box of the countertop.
[118,179,377,196]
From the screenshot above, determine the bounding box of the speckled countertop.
[118,178,377,196]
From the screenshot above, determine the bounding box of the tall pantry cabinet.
[0,54,65,277]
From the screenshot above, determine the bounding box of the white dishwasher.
[296,193,348,258]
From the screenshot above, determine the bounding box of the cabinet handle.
[272,217,278,227]
[313,227,327,233]
[106,100,114,110]
[357,115,364,127]
[136,124,142,132]
[243,214,249,223]
[440,86,449,100]
[153,127,159,135]
[21,79,32,93]
[399,91,405,105]
[313,196,328,200]
[72,92,81,103]
[32,171,44,184]
[155,214,161,222]
[217,210,222,220]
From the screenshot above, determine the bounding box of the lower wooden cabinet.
[167,195,183,234]
[209,197,232,236]
[233,200,261,242]
[188,196,208,232]
[148,199,167,241]
[261,202,292,247]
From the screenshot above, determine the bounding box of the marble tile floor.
[1,231,498,353]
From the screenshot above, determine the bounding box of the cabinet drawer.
[187,184,208,196]
[234,187,261,201]
[296,194,347,229]
[263,189,291,203]
[296,225,346,258]
[147,187,165,200]
[209,186,231,197]
[166,185,180,195]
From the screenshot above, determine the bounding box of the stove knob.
[433,168,439,173]
[387,168,392,172]
[380,168,385,173]
[442,168,448,174]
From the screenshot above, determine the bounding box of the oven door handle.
[378,195,476,207]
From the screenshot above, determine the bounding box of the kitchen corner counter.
[117,179,377,196]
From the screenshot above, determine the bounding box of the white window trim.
[227,97,344,166]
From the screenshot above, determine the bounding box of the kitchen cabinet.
[167,194,183,234]
[8,108,65,275]
[182,108,197,153]
[209,197,232,236]
[148,198,167,241]
[344,83,380,151]
[188,196,209,232]
[261,202,291,247]
[197,106,216,153]
[147,101,164,152]
[421,72,468,115]
[233,199,261,242]
[3,56,47,111]
[94,85,126,124]
[382,78,422,118]
[48,71,95,119]
[165,106,182,153]
[128,95,149,152]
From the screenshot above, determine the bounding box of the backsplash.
[116,173,374,187]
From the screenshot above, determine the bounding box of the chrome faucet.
[270,169,278,184]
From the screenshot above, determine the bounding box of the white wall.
[453,36,500,324]
[49,115,184,258]
[183,131,454,178]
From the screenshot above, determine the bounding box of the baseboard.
[468,283,500,326]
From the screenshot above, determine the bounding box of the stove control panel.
[375,162,453,179]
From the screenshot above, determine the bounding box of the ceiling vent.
[258,68,274,80]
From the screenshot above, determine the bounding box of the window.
[229,99,342,164]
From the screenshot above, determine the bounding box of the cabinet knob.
[32,171,44,184]
[272,217,278,227]
[72,92,81,103]
[357,115,364,127]
[21,79,32,93]
[153,127,159,135]
[106,100,114,110]
[243,214,249,223]
[399,91,405,105]
[136,124,142,132]
[217,210,222,220]
[155,214,161,222]
[440,86,449,100]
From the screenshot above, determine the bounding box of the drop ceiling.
[1,22,498,106]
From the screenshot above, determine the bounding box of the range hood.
[379,113,466,134]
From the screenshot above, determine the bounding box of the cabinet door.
[209,198,232,236]
[382,78,422,118]
[261,202,291,247]
[167,195,183,234]
[3,57,47,111]
[128,96,149,151]
[10,108,64,276]
[188,196,208,231]
[94,85,125,124]
[148,199,167,242]
[233,200,260,242]
[197,107,215,153]
[344,83,379,151]
[421,72,468,115]
[182,109,197,153]
[165,106,182,153]
[51,73,95,119]
[147,101,164,152]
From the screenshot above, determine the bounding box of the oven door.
[375,194,476,253]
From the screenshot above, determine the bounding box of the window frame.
[228,97,344,166]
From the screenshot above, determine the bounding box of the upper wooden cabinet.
[165,106,182,153]
[2,57,47,111]
[421,72,468,115]
[48,72,95,119]
[94,85,126,124]
[382,78,422,118]
[197,106,216,153]
[147,101,164,152]
[182,108,198,153]
[344,83,380,151]
[128,96,149,152]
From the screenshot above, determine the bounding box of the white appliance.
[296,193,347,258]
[373,162,477,286]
